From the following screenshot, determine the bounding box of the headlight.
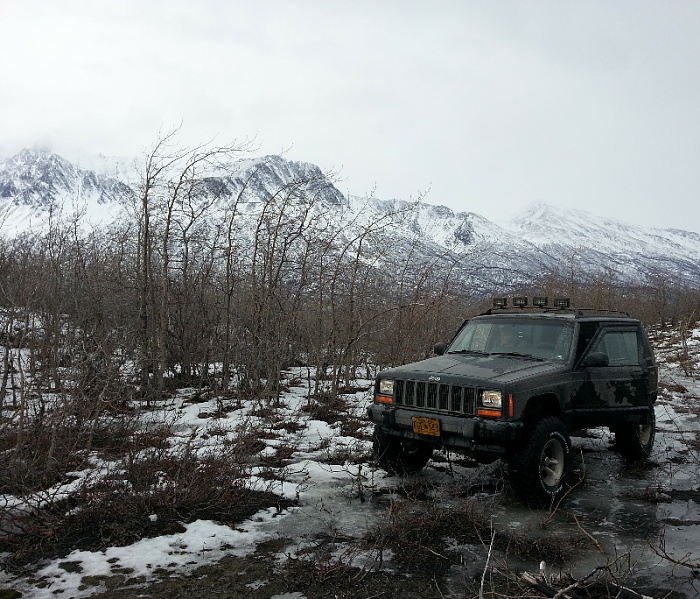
[481,390,502,408]
[379,379,394,396]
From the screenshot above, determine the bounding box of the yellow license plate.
[412,416,441,437]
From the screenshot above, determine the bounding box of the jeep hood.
[379,354,564,385]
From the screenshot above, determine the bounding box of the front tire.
[373,426,433,475]
[508,416,572,507]
[615,409,655,462]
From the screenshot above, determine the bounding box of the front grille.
[394,379,477,416]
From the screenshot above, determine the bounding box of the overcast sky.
[1,0,699,232]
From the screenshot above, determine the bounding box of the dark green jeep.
[368,297,658,506]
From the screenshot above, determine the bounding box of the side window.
[592,330,640,366]
[639,327,655,364]
[576,323,599,361]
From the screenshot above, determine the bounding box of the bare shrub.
[365,494,491,570]
[3,441,293,571]
[301,393,346,423]
[283,542,370,587]
[300,393,371,442]
[366,492,581,576]
[318,440,373,467]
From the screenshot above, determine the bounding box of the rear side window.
[592,330,640,366]
[639,327,655,364]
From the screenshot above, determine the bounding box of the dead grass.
[3,446,294,571]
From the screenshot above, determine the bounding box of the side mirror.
[583,352,609,367]
[433,342,448,356]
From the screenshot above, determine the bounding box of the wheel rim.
[403,443,420,456]
[540,439,565,487]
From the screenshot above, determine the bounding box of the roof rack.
[566,307,632,317]
[483,297,631,318]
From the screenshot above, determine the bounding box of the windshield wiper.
[489,351,544,361]
[447,349,488,356]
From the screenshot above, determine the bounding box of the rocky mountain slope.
[0,148,698,290]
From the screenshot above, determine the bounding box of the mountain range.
[1,148,698,292]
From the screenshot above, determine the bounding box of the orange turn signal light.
[477,408,502,418]
[375,395,393,404]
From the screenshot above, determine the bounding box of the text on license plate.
[412,416,440,437]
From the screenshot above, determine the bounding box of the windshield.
[448,318,574,362]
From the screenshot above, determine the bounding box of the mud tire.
[615,408,655,462]
[373,426,433,475]
[508,416,572,507]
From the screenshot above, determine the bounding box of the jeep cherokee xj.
[367,297,658,506]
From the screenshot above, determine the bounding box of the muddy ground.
[85,379,700,598]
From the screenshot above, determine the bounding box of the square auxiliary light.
[553,298,570,308]
[532,296,548,308]
[493,297,507,308]
[513,296,528,308]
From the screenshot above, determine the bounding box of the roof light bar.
[491,296,570,310]
[513,296,528,308]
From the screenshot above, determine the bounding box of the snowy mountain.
[0,149,698,291]
[0,148,133,233]
[501,202,700,285]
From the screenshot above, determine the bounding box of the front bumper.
[367,403,523,456]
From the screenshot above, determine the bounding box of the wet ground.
[4,366,700,598]
[262,374,700,598]
[91,381,700,599]
[72,412,700,599]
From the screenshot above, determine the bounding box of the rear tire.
[508,416,572,507]
[373,426,433,475]
[615,409,655,462]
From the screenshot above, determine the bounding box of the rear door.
[576,325,652,409]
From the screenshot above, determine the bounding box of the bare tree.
[131,130,253,399]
